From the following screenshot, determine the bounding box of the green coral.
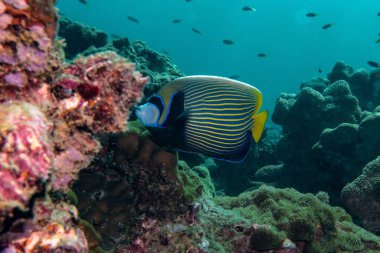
[214,185,380,253]
[250,226,285,250]
[176,161,215,202]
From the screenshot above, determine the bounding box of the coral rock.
[0,199,88,253]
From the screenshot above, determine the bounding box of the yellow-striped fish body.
[136,75,268,162]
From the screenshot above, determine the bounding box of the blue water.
[57,0,380,113]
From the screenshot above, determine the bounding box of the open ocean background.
[57,0,380,115]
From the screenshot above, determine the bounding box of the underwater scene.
[1,0,380,252]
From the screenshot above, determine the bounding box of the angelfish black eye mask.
[148,95,164,114]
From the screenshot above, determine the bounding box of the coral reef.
[341,156,380,234]
[115,186,380,253]
[58,16,108,59]
[259,80,362,203]
[255,61,380,234]
[1,2,380,252]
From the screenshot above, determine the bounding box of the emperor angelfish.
[136,75,268,162]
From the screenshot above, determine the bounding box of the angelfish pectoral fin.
[252,110,268,143]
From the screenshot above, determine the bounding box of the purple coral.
[4,72,27,87]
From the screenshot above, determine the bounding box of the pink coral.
[0,102,52,213]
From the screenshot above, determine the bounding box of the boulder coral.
[257,61,380,233]
[260,80,362,203]
[58,16,108,59]
[341,157,380,235]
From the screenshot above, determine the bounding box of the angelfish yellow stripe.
[188,106,256,111]
[188,97,253,105]
[186,133,247,149]
[186,124,248,137]
[186,128,247,144]
[187,120,253,132]
[183,79,255,94]
[186,85,255,98]
[191,110,254,117]
[186,88,253,102]
[188,118,250,127]
[186,133,247,152]
[190,114,252,122]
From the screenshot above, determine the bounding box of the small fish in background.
[306,12,318,17]
[161,50,170,55]
[135,76,268,162]
[377,12,380,16]
[257,53,267,58]
[185,0,192,2]
[172,19,182,24]
[322,23,334,30]
[222,39,235,45]
[127,16,139,24]
[191,28,202,35]
[376,38,380,44]
[229,75,240,79]
[78,0,87,5]
[318,67,322,74]
[111,34,121,39]
[367,61,380,68]
[242,6,256,12]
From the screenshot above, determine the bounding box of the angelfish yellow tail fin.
[252,110,268,143]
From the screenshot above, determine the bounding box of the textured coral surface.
[341,156,380,234]
[0,102,52,219]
